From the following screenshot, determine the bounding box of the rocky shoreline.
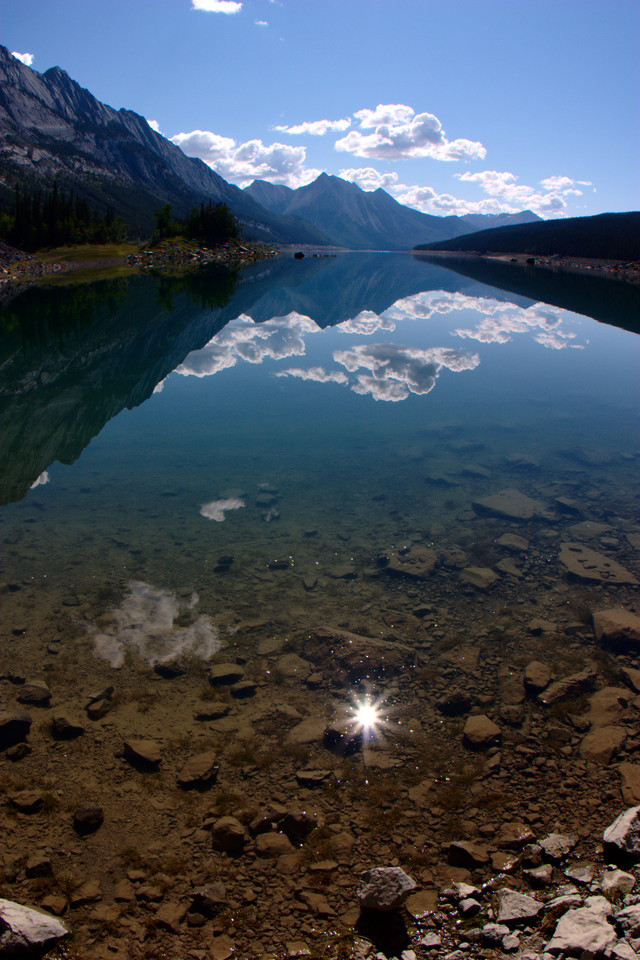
[415,250,640,286]
[0,239,280,289]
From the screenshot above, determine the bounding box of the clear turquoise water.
[1,253,638,658]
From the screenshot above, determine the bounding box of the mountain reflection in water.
[0,252,637,504]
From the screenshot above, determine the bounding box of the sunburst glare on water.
[351,696,387,741]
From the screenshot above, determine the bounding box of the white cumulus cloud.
[452,302,581,349]
[176,312,321,378]
[192,0,242,12]
[336,310,396,335]
[274,118,351,136]
[334,343,480,402]
[275,366,349,385]
[335,103,486,163]
[171,129,320,187]
[147,119,161,133]
[391,168,595,218]
[338,167,399,192]
[11,51,34,66]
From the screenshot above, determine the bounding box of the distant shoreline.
[413,249,640,285]
[0,238,280,290]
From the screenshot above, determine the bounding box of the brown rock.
[463,714,501,749]
[559,543,637,584]
[177,751,218,788]
[209,663,244,685]
[17,682,51,706]
[382,544,437,579]
[123,739,161,767]
[539,668,596,705]
[212,816,246,853]
[524,661,552,696]
[448,841,490,868]
[255,832,295,858]
[593,607,640,651]
[580,725,627,763]
[473,488,545,520]
[619,764,640,804]
[460,566,500,590]
[8,789,43,812]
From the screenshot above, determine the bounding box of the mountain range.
[0,45,542,250]
[244,175,539,250]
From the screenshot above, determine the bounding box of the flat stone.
[603,806,640,858]
[546,897,616,955]
[496,533,529,551]
[539,833,577,860]
[580,725,626,764]
[210,934,234,960]
[539,668,596,705]
[460,567,500,589]
[286,718,326,745]
[357,866,417,911]
[0,898,69,952]
[473,488,545,520]
[295,769,331,787]
[123,739,161,767]
[559,543,637,584]
[382,545,437,579]
[299,890,334,916]
[190,883,227,916]
[496,888,542,925]
[569,521,611,538]
[177,751,218,788]
[194,702,230,721]
[463,714,501,749]
[406,889,438,919]
[448,841,490,868]
[565,863,596,884]
[277,653,312,680]
[209,663,245,685]
[593,607,640,651]
[497,822,536,849]
[495,558,522,578]
[8,790,43,813]
[17,682,51,706]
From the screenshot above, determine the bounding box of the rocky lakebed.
[1,473,640,960]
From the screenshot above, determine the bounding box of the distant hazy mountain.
[458,210,541,230]
[0,45,329,244]
[244,174,541,250]
[414,211,640,261]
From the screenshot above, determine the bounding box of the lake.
[1,252,639,957]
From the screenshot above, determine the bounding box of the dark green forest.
[415,212,640,261]
[0,185,239,253]
[0,183,127,250]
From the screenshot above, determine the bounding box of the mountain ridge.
[0,46,330,245]
[244,175,541,250]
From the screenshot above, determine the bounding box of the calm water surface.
[2,253,637,647]
[1,252,639,955]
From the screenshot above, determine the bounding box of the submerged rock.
[0,898,69,953]
[603,806,640,859]
[593,607,640,651]
[357,866,416,911]
[559,543,637,584]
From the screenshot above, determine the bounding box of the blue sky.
[4,0,639,218]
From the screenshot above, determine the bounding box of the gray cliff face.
[0,47,328,243]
